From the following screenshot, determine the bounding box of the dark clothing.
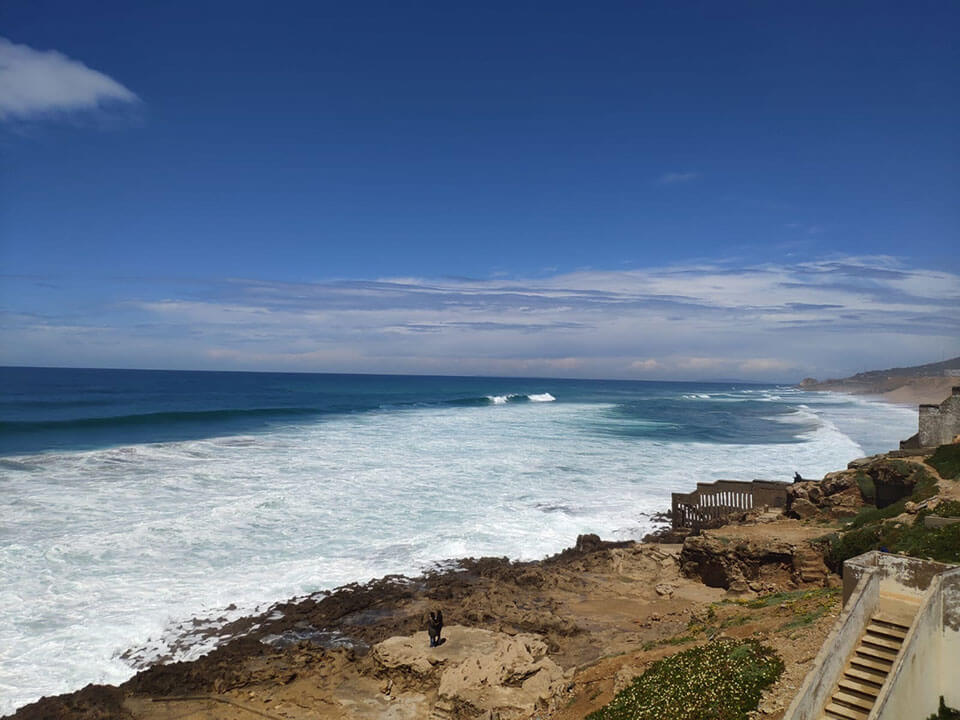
[427,610,444,647]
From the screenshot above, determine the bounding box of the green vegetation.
[927,444,960,480]
[823,465,960,568]
[926,697,960,720]
[643,589,839,651]
[911,470,941,502]
[929,500,960,517]
[586,639,783,720]
[854,472,876,504]
[847,500,907,529]
[780,605,832,631]
[826,517,960,568]
[722,587,838,609]
[724,588,839,632]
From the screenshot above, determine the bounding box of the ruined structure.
[671,479,788,531]
[901,386,960,449]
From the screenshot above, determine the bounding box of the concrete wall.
[941,568,960,710]
[873,578,942,720]
[782,568,880,720]
[918,387,960,446]
[873,553,949,600]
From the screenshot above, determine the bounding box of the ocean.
[0,366,917,714]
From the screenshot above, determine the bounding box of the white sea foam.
[527,393,556,402]
[0,390,916,714]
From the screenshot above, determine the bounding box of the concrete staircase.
[820,612,911,720]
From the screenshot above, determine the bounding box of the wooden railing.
[671,479,788,530]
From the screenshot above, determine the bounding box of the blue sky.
[1,1,958,380]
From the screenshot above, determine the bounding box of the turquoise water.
[0,367,917,713]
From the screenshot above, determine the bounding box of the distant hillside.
[799,356,960,405]
[837,356,960,383]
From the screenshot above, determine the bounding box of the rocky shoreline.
[11,520,842,720]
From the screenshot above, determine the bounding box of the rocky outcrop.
[373,626,569,719]
[785,453,939,518]
[679,535,797,592]
[786,470,866,519]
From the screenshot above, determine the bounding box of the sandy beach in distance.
[804,374,957,407]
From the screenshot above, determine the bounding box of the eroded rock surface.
[786,469,866,519]
[373,626,569,719]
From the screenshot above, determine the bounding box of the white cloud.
[0,37,138,120]
[1,256,958,380]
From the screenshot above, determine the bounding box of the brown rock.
[790,498,819,519]
[374,626,568,718]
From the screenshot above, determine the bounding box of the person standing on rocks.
[427,610,444,647]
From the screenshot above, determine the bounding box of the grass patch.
[780,605,831,631]
[720,614,750,629]
[587,639,783,720]
[727,587,838,609]
[927,444,960,480]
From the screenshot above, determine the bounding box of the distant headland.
[798,356,960,405]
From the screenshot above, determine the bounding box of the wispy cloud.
[1,256,958,380]
[0,37,138,120]
[657,171,700,185]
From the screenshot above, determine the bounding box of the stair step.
[872,614,911,630]
[824,702,870,720]
[839,678,881,697]
[862,633,902,651]
[833,690,875,711]
[850,655,892,675]
[856,644,898,663]
[845,665,888,683]
[866,622,907,640]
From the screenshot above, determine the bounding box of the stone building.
[901,386,960,449]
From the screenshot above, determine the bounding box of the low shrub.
[586,639,783,720]
[826,519,960,569]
